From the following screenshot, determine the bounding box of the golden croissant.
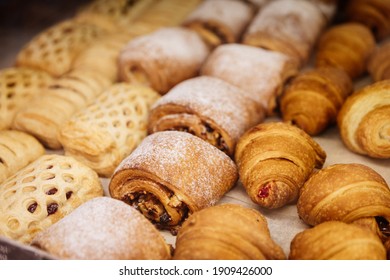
[368,41,390,82]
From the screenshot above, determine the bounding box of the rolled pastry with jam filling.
[174,204,286,260]
[182,0,254,49]
[148,76,264,156]
[109,131,238,234]
[368,41,390,82]
[118,27,210,95]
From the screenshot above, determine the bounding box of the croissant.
[368,41,390,82]
[280,66,353,135]
[109,131,237,234]
[173,203,286,260]
[337,80,390,159]
[315,23,376,79]
[235,122,326,209]
[289,221,387,260]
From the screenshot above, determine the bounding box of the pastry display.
[201,43,298,115]
[280,67,353,135]
[174,203,286,260]
[0,67,53,130]
[289,221,387,260]
[0,154,103,244]
[0,130,45,184]
[109,131,238,234]
[368,41,390,82]
[58,83,160,177]
[118,27,210,95]
[148,76,264,156]
[235,122,326,209]
[337,80,390,159]
[31,197,171,260]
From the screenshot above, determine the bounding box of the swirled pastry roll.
[289,221,387,260]
[337,80,390,159]
[0,67,53,131]
[0,154,103,244]
[148,76,264,156]
[315,23,376,79]
[280,67,353,135]
[32,197,171,260]
[109,131,238,234]
[182,0,254,48]
[118,27,210,95]
[174,204,285,260]
[242,0,326,66]
[0,130,44,184]
[235,122,326,209]
[58,83,160,177]
[368,41,390,82]
[201,44,298,115]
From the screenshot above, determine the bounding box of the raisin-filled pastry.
[297,163,390,249]
[148,76,264,156]
[235,122,326,209]
[337,80,390,159]
[118,27,210,95]
[0,67,53,131]
[173,203,286,260]
[242,0,326,66]
[58,83,160,177]
[0,130,44,184]
[315,23,376,79]
[109,131,238,234]
[201,43,298,115]
[289,221,387,260]
[0,154,103,244]
[280,67,353,135]
[182,0,254,49]
[32,197,171,260]
[368,41,390,82]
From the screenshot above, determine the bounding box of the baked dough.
[31,197,171,260]
[368,41,390,82]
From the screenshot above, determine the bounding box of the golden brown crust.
[174,203,286,260]
[368,41,390,82]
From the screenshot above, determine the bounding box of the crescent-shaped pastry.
[31,197,171,260]
[173,203,286,260]
[337,80,390,159]
[182,0,254,48]
[280,67,353,135]
[201,43,298,115]
[315,23,376,79]
[148,76,264,156]
[289,221,387,260]
[0,154,103,244]
[0,67,53,131]
[58,83,160,177]
[118,27,210,95]
[109,131,238,234]
[235,122,326,209]
[368,41,390,82]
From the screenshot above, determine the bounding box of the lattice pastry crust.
[0,154,103,244]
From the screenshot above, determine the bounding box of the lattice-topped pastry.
[0,154,103,244]
[58,83,160,177]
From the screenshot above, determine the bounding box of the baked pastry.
[148,76,264,156]
[31,197,171,260]
[0,154,103,244]
[15,20,106,77]
[235,122,326,209]
[280,67,353,135]
[337,80,390,159]
[315,23,376,79]
[0,67,53,130]
[12,69,111,149]
[182,0,254,49]
[201,43,298,115]
[289,221,387,260]
[242,0,326,66]
[118,27,209,95]
[0,130,45,184]
[58,83,160,177]
[109,131,238,234]
[173,203,286,260]
[308,0,338,22]
[368,41,390,82]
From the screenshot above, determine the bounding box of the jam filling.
[258,184,271,198]
[376,216,390,237]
